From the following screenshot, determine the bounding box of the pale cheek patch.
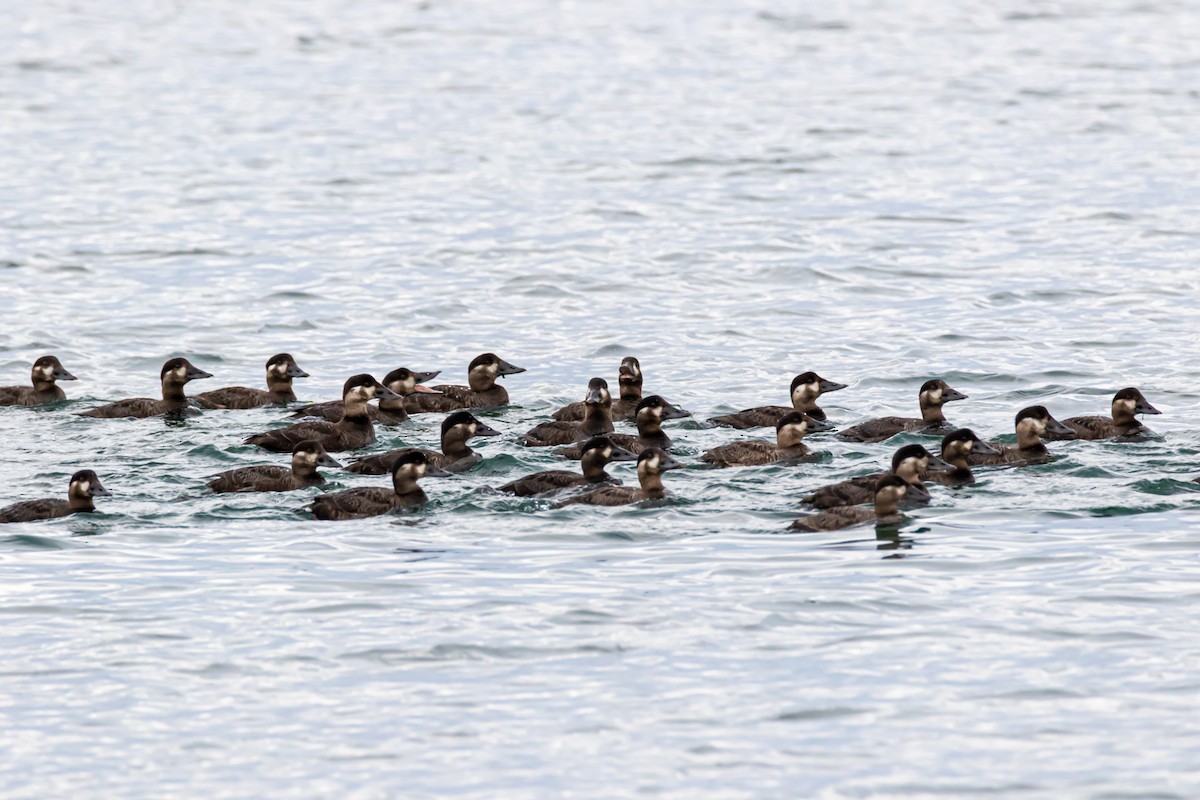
[70,480,88,496]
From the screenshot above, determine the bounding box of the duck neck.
[392,474,424,497]
[920,401,946,424]
[581,404,614,435]
[161,379,190,410]
[580,452,612,482]
[441,429,474,458]
[266,376,296,403]
[1111,402,1137,427]
[68,490,95,513]
[292,459,318,480]
[873,493,900,517]
[638,470,666,499]
[619,381,642,402]
[467,371,495,392]
[776,427,807,449]
[341,396,372,424]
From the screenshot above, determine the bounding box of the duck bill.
[414,370,441,384]
[943,388,968,402]
[55,368,79,381]
[286,364,310,378]
[425,464,453,478]
[319,455,343,468]
[607,444,639,462]
[375,383,403,401]
[905,483,932,503]
[1136,400,1161,416]
[926,455,955,474]
[91,481,112,497]
[805,416,836,432]
[473,420,502,437]
[971,440,1001,457]
[661,403,692,421]
[410,384,442,395]
[1046,417,1077,438]
[659,454,685,471]
[496,359,526,377]
[584,388,606,406]
[186,366,213,381]
[818,378,847,393]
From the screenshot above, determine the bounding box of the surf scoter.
[708,371,847,429]
[0,470,110,523]
[930,428,999,487]
[559,447,683,507]
[290,367,441,424]
[838,379,967,443]
[966,405,1076,467]
[244,374,399,452]
[404,353,525,413]
[78,357,212,418]
[194,353,309,409]
[555,395,690,458]
[700,411,831,467]
[0,355,77,406]
[309,450,450,520]
[347,411,501,474]
[801,443,951,509]
[553,356,644,422]
[498,436,638,497]
[206,440,342,493]
[789,474,925,532]
[1053,387,1161,440]
[520,378,615,446]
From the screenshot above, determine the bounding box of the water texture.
[3,0,1200,797]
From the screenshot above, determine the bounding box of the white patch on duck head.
[69,479,91,498]
[1114,397,1137,416]
[921,385,944,407]
[268,360,290,377]
[1016,415,1046,440]
[388,376,415,395]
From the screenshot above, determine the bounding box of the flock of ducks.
[0,352,1170,529]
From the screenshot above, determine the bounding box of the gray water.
[4,1,1200,797]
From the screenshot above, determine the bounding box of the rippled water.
[4,0,1200,796]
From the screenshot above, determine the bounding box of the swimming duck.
[700,411,832,467]
[206,440,342,493]
[498,436,639,497]
[194,353,309,409]
[966,406,1076,466]
[789,474,926,532]
[0,470,110,523]
[801,443,951,509]
[0,355,78,406]
[555,395,691,458]
[1053,387,1161,440]
[244,374,399,452]
[708,371,847,429]
[519,378,615,446]
[553,356,644,422]
[930,429,1000,487]
[404,353,525,413]
[838,379,967,443]
[559,447,683,507]
[78,357,213,418]
[290,367,441,424]
[347,411,501,474]
[309,450,450,520]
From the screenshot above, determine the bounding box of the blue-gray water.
[4,1,1200,796]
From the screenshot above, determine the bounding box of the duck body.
[310,450,447,520]
[0,356,78,407]
[207,441,341,493]
[290,368,440,424]
[790,475,923,532]
[708,372,847,429]
[499,437,637,497]
[700,412,830,467]
[1056,388,1161,441]
[246,375,398,453]
[404,354,524,414]
[801,444,949,509]
[347,412,500,474]
[838,380,967,443]
[560,448,682,507]
[0,470,110,523]
[195,353,308,410]
[79,358,212,418]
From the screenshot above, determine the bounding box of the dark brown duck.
[966,405,1076,467]
[929,428,1000,487]
[404,353,525,413]
[0,470,110,523]
[347,411,501,474]
[556,395,691,458]
[801,443,951,510]
[244,374,399,452]
[553,356,644,422]
[0,355,78,406]
[789,474,926,532]
[206,440,342,493]
[309,450,450,520]
[700,411,832,467]
[1053,387,1161,440]
[498,436,638,497]
[520,378,615,447]
[708,371,847,429]
[838,379,967,443]
[290,367,441,424]
[78,357,212,418]
[194,353,309,409]
[559,447,683,507]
